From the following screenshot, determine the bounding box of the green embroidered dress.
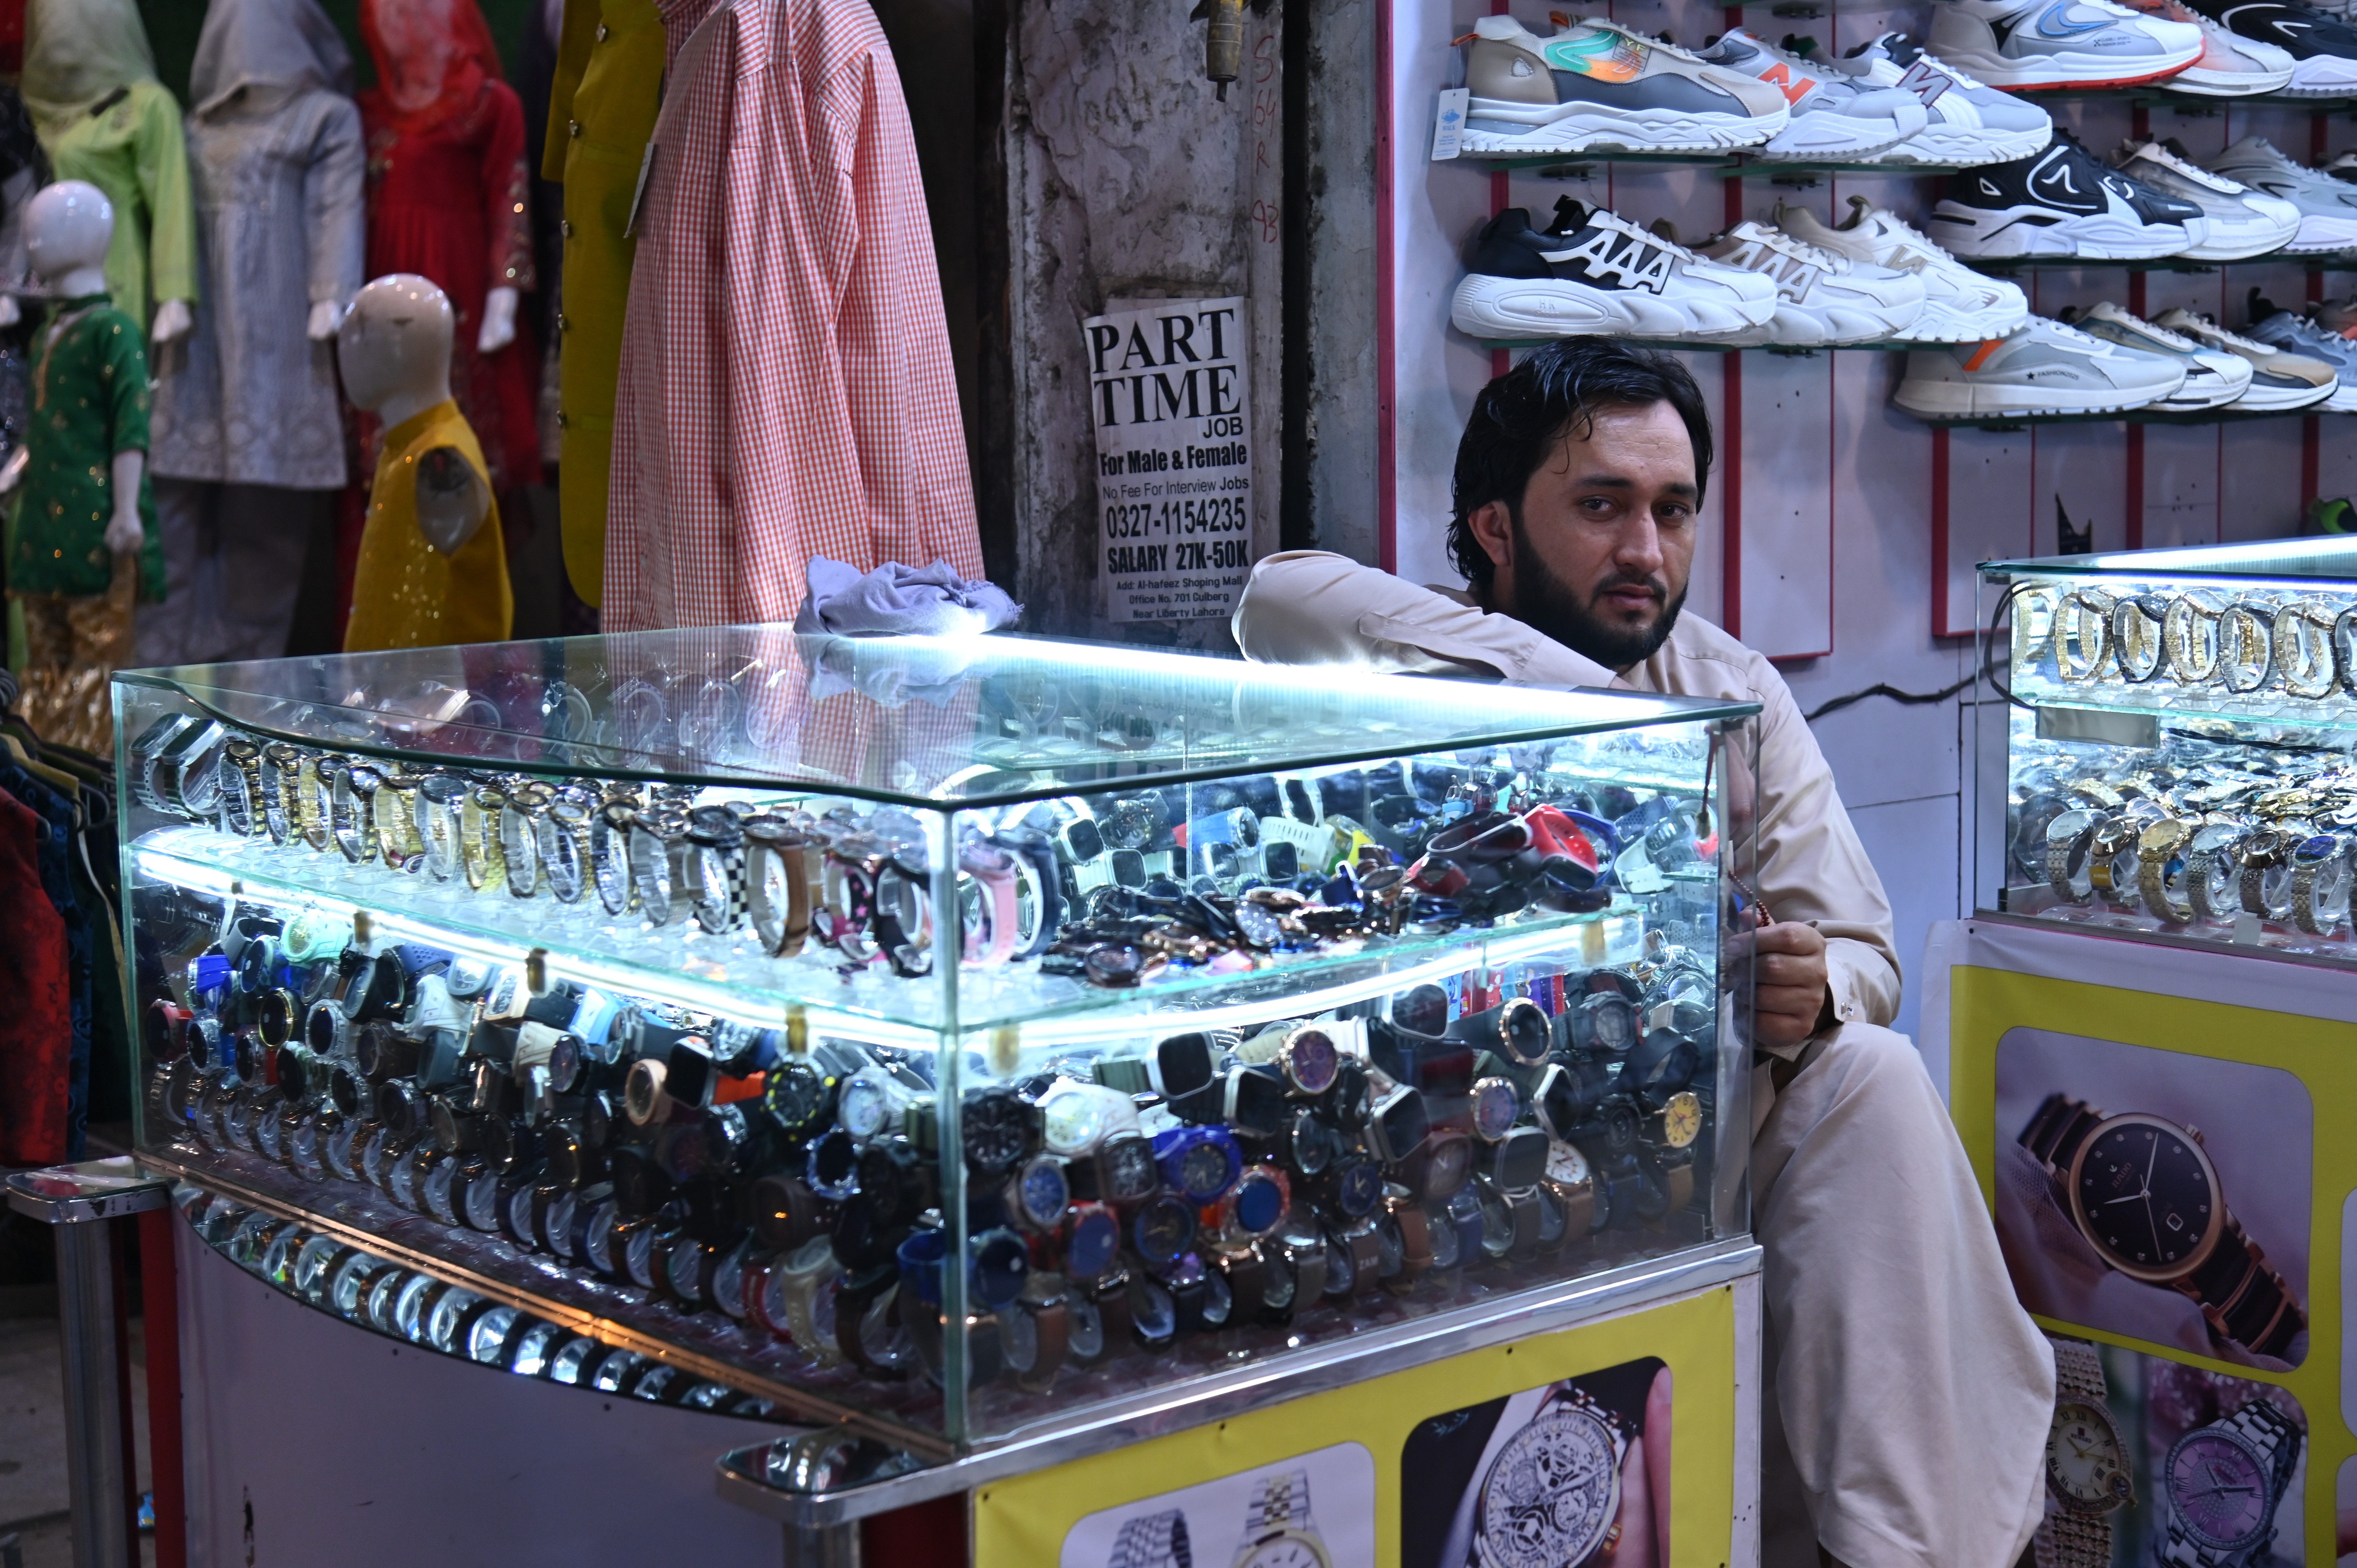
[11,295,162,601]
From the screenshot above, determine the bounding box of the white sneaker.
[1894,315,2188,415]
[1458,16,1792,155]
[1693,220,1929,344]
[1776,195,2030,341]
[2244,295,2357,409]
[2113,138,2301,259]
[2065,301,2254,408]
[2114,0,2299,90]
[2204,136,2357,254]
[2154,307,2341,410]
[1693,30,1929,158]
[1451,199,1779,340]
[1819,33,2054,166]
[1926,0,2206,87]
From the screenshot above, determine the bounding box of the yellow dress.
[344,399,514,652]
[544,0,663,610]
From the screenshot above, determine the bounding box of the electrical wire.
[1800,581,2036,723]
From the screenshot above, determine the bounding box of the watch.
[2135,819,2195,925]
[2156,1398,2302,1568]
[2034,1338,2132,1568]
[1379,1191,1433,1295]
[2084,816,2144,908]
[1108,1509,1191,1568]
[744,816,816,957]
[2184,823,2248,922]
[460,786,509,891]
[2044,809,2100,906]
[1000,1281,1070,1394]
[591,801,639,916]
[1471,1385,1627,1568]
[1232,1468,1331,1568]
[500,791,549,899]
[629,809,689,926]
[775,1237,845,1367]
[2019,1094,2305,1360]
[2235,827,2297,922]
[2290,832,2350,937]
[687,805,748,935]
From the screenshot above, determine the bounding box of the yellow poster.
[1936,917,2357,1567]
[972,1281,1741,1568]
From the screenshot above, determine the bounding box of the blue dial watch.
[1152,1125,1243,1204]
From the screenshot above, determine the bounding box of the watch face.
[1068,1296,1105,1360]
[1334,1158,1384,1218]
[1471,1078,1520,1142]
[1067,1206,1120,1280]
[1283,1028,1340,1096]
[1001,1301,1039,1372]
[2047,1401,2131,1511]
[1102,1136,1160,1202]
[1423,1135,1473,1200]
[1546,1141,1590,1186]
[2068,1115,2218,1280]
[1132,1276,1177,1341]
[1288,1111,1338,1176]
[1427,1204,1462,1269]
[1659,1091,1703,1150]
[1133,1196,1196,1266]
[1041,1087,1111,1155]
[2166,1430,2271,1549]
[964,1092,1035,1174]
[1478,1405,1621,1568]
[1582,995,1635,1054]
[1497,998,1551,1065]
[1238,1536,1327,1568]
[1177,1140,1235,1201]
[838,1073,891,1140]
[1236,900,1286,949]
[1016,1157,1071,1229]
[1064,817,1105,863]
[1232,1169,1288,1235]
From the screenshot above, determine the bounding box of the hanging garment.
[543,0,661,609]
[150,0,365,492]
[0,785,71,1168]
[356,0,543,496]
[345,396,514,651]
[605,0,980,632]
[0,87,50,299]
[21,0,197,332]
[0,756,91,1160]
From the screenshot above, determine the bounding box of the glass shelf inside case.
[1981,539,2357,961]
[118,629,1760,1455]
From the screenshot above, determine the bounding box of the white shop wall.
[1384,0,2357,1036]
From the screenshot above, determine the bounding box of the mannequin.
[19,0,195,344]
[354,0,541,497]
[339,273,512,652]
[2,182,161,753]
[541,0,662,611]
[142,0,366,667]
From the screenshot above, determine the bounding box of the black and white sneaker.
[1450,199,1779,339]
[2177,0,2357,94]
[1928,131,2207,258]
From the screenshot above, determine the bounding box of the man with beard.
[1233,337,2054,1568]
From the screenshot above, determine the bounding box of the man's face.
[1468,399,1699,670]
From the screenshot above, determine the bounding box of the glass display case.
[1979,537,2357,959]
[116,627,1760,1459]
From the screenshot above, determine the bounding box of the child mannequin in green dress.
[3,180,161,753]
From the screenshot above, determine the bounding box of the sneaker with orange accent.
[1894,314,2187,416]
[1925,0,2204,88]
[1693,29,1930,158]
[1457,14,1791,154]
[2113,0,2297,89]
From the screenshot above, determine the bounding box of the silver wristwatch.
[2156,1398,2302,1568]
[1106,1508,1191,1568]
[1233,1469,1329,1568]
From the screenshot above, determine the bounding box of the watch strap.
[1246,1467,1312,1537]
[1107,1509,1190,1568]
[2019,1093,2104,1183]
[2050,1337,2108,1404]
[2177,1217,2306,1361]
[2033,1510,2113,1568]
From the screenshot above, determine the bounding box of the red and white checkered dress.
[606,0,982,632]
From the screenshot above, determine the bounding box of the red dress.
[357,78,542,493]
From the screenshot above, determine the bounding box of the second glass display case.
[119,628,1759,1457]
[1981,537,2357,959]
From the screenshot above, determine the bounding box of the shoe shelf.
[1465,150,1978,178]
[1470,335,1936,353]
[1964,250,2357,275]
[1911,402,2348,433]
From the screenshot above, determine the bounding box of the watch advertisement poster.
[971,1280,1741,1568]
[2036,1332,2307,1568]
[1925,918,2357,1568]
[1082,296,1254,624]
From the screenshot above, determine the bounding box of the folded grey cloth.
[792,557,1020,637]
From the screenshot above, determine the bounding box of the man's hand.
[1753,920,1832,1049]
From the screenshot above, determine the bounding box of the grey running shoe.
[2064,301,2253,408]
[2113,138,2300,260]
[1694,30,1929,159]
[1776,196,2029,340]
[1926,0,2204,87]
[1895,314,2187,416]
[1818,32,2054,166]
[2204,137,2357,253]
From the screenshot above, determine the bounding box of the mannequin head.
[360,0,500,126]
[337,274,452,427]
[24,181,113,295]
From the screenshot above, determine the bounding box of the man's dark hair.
[1446,337,1714,597]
